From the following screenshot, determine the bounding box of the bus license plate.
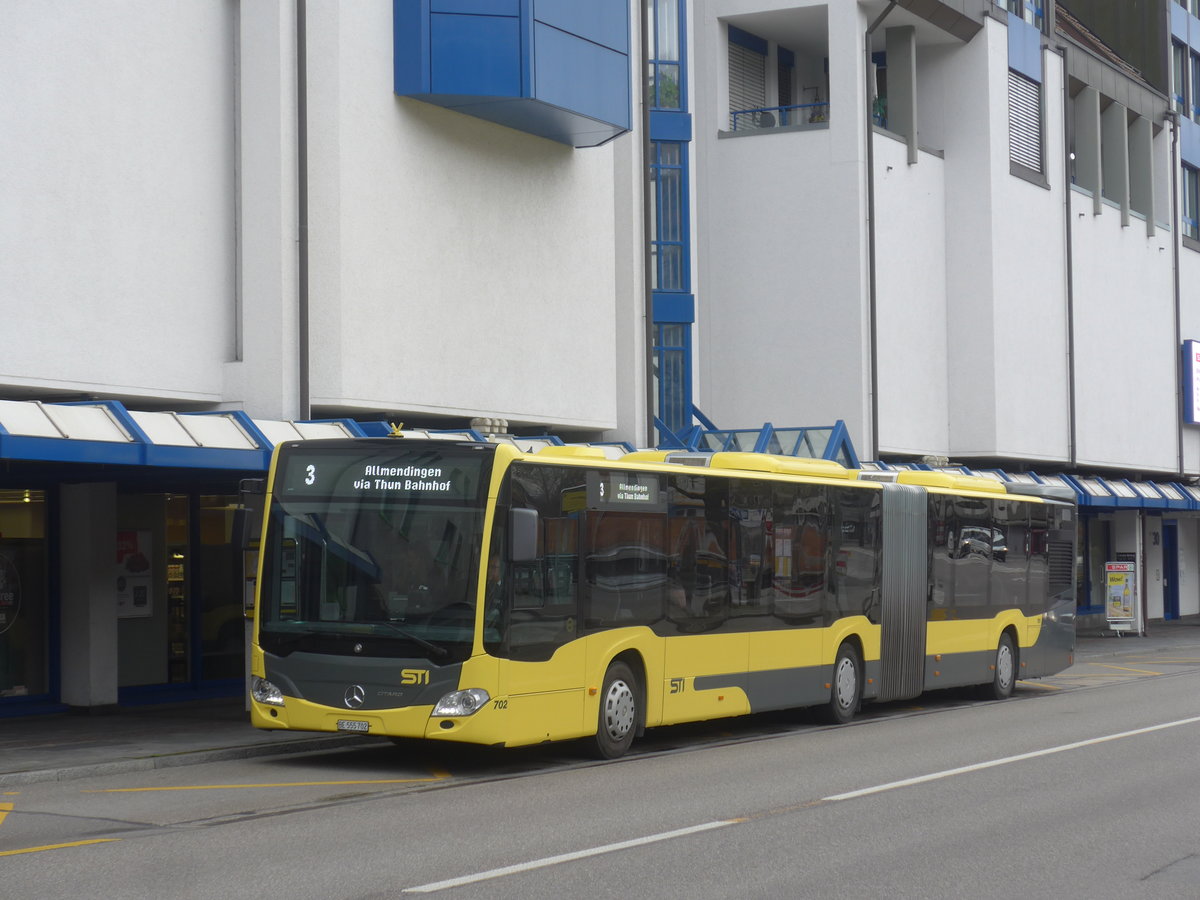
[337,719,370,733]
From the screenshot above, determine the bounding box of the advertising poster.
[116,530,153,618]
[1105,561,1136,631]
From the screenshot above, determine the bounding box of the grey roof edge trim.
[1005,483,1077,502]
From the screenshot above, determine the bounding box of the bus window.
[991,500,1029,610]
[771,481,828,626]
[667,474,730,628]
[729,479,773,618]
[584,509,666,627]
[492,463,581,661]
[829,487,881,623]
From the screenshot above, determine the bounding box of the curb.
[0,734,390,788]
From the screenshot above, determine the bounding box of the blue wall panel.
[533,23,629,129]
[430,13,522,96]
[1183,119,1200,168]
[393,0,430,95]
[1007,13,1042,82]
[534,0,628,53]
[395,0,630,146]
[432,0,519,14]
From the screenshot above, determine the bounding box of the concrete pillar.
[59,482,118,708]
[1073,85,1102,214]
[223,0,300,420]
[1128,115,1155,236]
[1101,100,1130,226]
[885,25,917,165]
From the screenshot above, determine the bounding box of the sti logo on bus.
[401,668,429,686]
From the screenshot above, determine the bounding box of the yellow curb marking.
[1087,664,1163,676]
[1016,681,1060,690]
[0,839,120,857]
[84,770,451,794]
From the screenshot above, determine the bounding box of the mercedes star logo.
[344,684,366,709]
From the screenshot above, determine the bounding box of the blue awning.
[0,400,364,471]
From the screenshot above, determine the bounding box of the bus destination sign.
[587,471,664,511]
[281,448,484,502]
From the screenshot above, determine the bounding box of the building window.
[650,141,686,291]
[1004,0,1044,31]
[648,0,682,110]
[1184,165,1200,243]
[728,26,767,130]
[654,324,690,435]
[1173,42,1188,119]
[1008,70,1043,174]
[777,48,794,113]
[1192,52,1200,124]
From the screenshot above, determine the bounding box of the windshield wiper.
[373,621,449,659]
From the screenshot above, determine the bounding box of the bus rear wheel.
[985,633,1017,700]
[822,642,861,725]
[592,661,638,759]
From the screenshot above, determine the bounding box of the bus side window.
[667,474,730,628]
[500,464,581,661]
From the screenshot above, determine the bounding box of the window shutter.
[1008,70,1042,173]
[729,42,765,129]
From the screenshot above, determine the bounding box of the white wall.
[0,0,236,405]
[1179,244,1200,473]
[1071,195,1178,472]
[695,1,871,445]
[296,1,630,433]
[873,136,950,456]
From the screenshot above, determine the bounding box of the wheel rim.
[833,656,857,710]
[602,678,636,740]
[997,643,1014,691]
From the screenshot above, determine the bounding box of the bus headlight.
[432,688,490,717]
[251,676,285,707]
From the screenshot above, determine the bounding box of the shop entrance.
[1162,519,1179,620]
[0,490,48,700]
[118,492,246,699]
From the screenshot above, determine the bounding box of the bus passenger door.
[497,549,587,744]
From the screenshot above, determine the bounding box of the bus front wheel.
[592,661,639,759]
[823,642,861,725]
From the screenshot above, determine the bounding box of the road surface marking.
[1087,663,1162,675]
[0,801,11,828]
[0,839,120,857]
[823,715,1200,802]
[403,820,743,893]
[85,771,450,793]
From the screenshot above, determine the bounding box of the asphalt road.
[3,661,1199,899]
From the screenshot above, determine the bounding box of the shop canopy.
[0,400,1196,510]
[0,399,633,472]
[860,462,1199,512]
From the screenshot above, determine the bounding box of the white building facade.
[0,0,1197,712]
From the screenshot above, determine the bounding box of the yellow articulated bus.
[249,438,1077,758]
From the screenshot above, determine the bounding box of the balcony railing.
[729,102,830,132]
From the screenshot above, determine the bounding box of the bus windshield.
[257,442,493,663]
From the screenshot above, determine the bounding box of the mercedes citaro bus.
[249,439,1076,758]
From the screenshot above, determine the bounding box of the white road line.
[406,715,1200,892]
[404,820,740,893]
[824,715,1200,802]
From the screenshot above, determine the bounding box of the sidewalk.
[3,621,1199,787]
[0,698,386,787]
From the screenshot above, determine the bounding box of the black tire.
[985,632,1017,700]
[823,642,861,725]
[591,661,639,759]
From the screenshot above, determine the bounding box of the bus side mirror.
[510,508,539,562]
